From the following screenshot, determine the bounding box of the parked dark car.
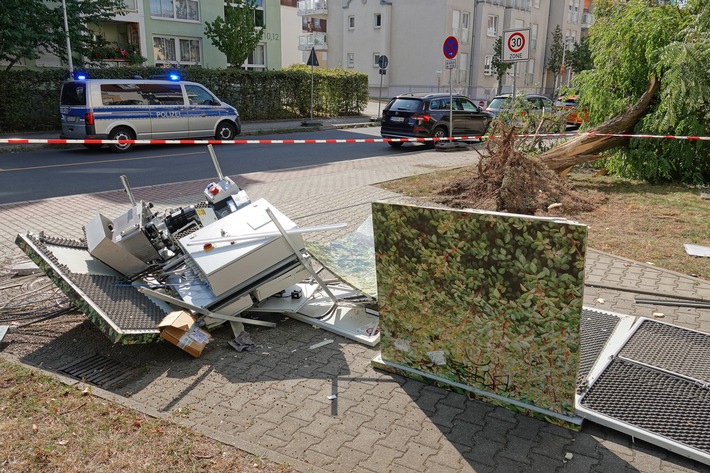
[380,93,493,147]
[484,93,554,117]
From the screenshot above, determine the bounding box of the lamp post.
[61,0,74,75]
[555,37,572,96]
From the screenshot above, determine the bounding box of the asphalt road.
[0,127,432,205]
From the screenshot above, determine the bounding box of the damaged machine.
[15,146,380,354]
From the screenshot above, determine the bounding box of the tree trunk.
[538,76,660,173]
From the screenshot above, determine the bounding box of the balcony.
[298,33,327,51]
[582,12,594,27]
[298,0,327,16]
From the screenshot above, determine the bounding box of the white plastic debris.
[327,394,337,400]
[565,452,574,460]
[310,339,334,349]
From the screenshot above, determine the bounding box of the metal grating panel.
[70,273,166,330]
[620,319,710,382]
[58,354,137,389]
[580,358,710,454]
[578,308,620,385]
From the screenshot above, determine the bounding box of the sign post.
[303,47,321,126]
[501,28,530,98]
[377,55,389,120]
[443,36,459,140]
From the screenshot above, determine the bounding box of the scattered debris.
[227,331,256,352]
[565,452,574,461]
[596,298,605,304]
[310,339,334,350]
[684,244,710,258]
[653,312,665,318]
[327,394,337,400]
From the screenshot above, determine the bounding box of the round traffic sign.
[507,32,525,53]
[378,55,389,69]
[443,36,459,59]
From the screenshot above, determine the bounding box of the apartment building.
[305,0,586,104]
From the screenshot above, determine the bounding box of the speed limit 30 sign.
[502,28,530,62]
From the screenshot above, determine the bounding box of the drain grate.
[620,319,710,382]
[578,308,621,386]
[580,357,710,454]
[58,354,137,389]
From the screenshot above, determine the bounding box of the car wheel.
[429,126,448,147]
[387,141,403,148]
[108,127,134,153]
[215,121,237,141]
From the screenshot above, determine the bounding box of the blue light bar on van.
[169,73,180,81]
[74,72,87,80]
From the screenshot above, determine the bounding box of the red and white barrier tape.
[0,133,708,146]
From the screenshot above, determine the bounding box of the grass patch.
[0,359,294,473]
[378,167,710,279]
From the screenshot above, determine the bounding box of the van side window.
[185,85,218,106]
[100,84,150,106]
[138,83,184,106]
[61,83,86,106]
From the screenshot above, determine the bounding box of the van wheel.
[109,127,134,153]
[429,126,448,147]
[215,122,238,141]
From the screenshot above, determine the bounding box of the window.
[373,53,380,67]
[374,13,381,28]
[150,0,199,21]
[487,15,498,37]
[461,12,470,44]
[245,44,266,70]
[484,55,493,76]
[347,53,354,68]
[153,36,201,65]
[459,52,468,83]
[531,23,538,51]
[348,15,355,30]
[136,83,184,105]
[185,85,218,105]
[254,0,265,27]
[526,59,535,85]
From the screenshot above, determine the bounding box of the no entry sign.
[502,28,530,62]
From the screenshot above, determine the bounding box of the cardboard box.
[158,311,212,358]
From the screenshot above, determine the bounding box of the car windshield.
[388,98,423,112]
[487,97,509,109]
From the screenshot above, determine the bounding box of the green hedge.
[0,66,369,132]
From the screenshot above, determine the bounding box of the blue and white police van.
[59,76,241,152]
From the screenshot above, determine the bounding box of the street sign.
[306,47,319,67]
[443,36,458,59]
[378,55,389,69]
[445,59,457,70]
[502,29,530,62]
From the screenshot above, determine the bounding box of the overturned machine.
[15,146,380,349]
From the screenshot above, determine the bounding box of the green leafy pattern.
[373,203,587,416]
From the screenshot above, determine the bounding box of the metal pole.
[377,70,383,120]
[61,0,74,74]
[512,62,517,97]
[310,62,314,121]
[449,68,453,139]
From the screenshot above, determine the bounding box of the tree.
[566,36,593,75]
[539,0,710,183]
[0,0,126,71]
[546,26,564,92]
[491,36,513,95]
[205,0,264,68]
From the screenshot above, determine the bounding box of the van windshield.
[60,82,86,106]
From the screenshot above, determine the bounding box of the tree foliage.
[575,0,710,183]
[0,0,126,71]
[491,36,513,95]
[205,0,264,68]
[546,26,564,89]
[566,36,593,75]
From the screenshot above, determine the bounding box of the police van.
[59,77,241,152]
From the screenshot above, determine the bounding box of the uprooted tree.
[438,0,709,215]
[539,0,709,183]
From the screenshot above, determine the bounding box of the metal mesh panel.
[580,358,710,454]
[70,273,166,330]
[620,320,710,382]
[578,308,621,385]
